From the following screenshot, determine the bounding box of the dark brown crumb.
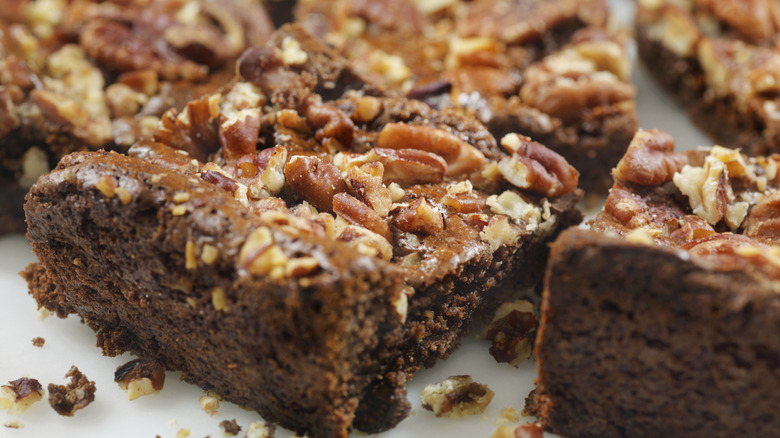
[219,419,242,436]
[47,366,96,416]
[31,337,45,347]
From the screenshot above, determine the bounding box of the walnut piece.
[47,366,96,416]
[613,129,686,186]
[114,358,166,400]
[0,378,44,414]
[420,375,495,418]
[363,148,447,186]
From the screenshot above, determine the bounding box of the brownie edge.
[531,227,780,438]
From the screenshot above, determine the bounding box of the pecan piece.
[486,300,537,367]
[377,122,486,176]
[284,155,348,212]
[498,135,579,197]
[420,375,494,419]
[346,162,393,217]
[394,198,444,235]
[365,148,447,185]
[744,191,780,244]
[155,95,221,162]
[303,97,355,149]
[114,358,166,400]
[333,192,392,242]
[613,130,686,186]
[0,378,44,414]
[219,109,262,161]
[0,88,20,138]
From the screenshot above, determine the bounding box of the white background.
[0,1,710,436]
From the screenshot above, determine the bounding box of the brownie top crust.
[592,129,780,282]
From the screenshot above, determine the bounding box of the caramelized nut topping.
[48,366,96,416]
[0,378,44,414]
[420,375,495,418]
[498,136,579,197]
[285,156,348,212]
[613,130,686,186]
[394,198,444,235]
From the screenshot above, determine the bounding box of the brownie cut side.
[530,129,780,437]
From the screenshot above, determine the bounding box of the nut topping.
[333,192,392,242]
[284,155,348,212]
[498,136,579,197]
[114,358,166,401]
[744,191,780,244]
[47,366,96,416]
[377,122,487,176]
[486,300,538,367]
[365,148,447,185]
[613,130,686,186]
[345,163,393,217]
[394,197,444,235]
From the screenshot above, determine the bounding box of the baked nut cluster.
[295,0,638,192]
[47,366,96,416]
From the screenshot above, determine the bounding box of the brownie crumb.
[220,419,242,436]
[490,423,544,438]
[47,366,96,416]
[31,337,45,347]
[420,375,494,418]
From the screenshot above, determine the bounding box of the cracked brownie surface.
[530,129,780,438]
[25,24,583,437]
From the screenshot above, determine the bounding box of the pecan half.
[333,192,392,241]
[613,129,686,186]
[377,122,486,176]
[486,300,537,367]
[219,109,262,161]
[284,155,348,212]
[155,95,221,162]
[365,148,447,185]
[394,197,444,235]
[498,136,579,197]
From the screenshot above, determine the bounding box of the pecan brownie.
[636,0,780,158]
[0,0,273,234]
[295,0,639,193]
[529,129,780,437]
[25,24,583,437]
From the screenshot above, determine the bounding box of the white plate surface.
[0,1,711,437]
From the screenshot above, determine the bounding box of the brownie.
[0,0,274,234]
[25,24,583,437]
[295,0,639,192]
[529,129,780,437]
[636,0,780,157]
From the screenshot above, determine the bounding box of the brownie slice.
[295,0,638,193]
[25,24,583,437]
[636,0,780,157]
[0,0,274,234]
[529,129,780,437]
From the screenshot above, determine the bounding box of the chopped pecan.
[346,0,426,34]
[346,163,393,217]
[394,197,444,235]
[744,191,780,244]
[673,155,748,228]
[377,122,486,176]
[337,224,394,260]
[0,378,44,414]
[30,89,112,148]
[303,97,355,149]
[486,300,537,367]
[284,155,348,212]
[498,136,579,197]
[114,358,166,401]
[692,0,779,43]
[613,130,687,186]
[420,375,495,419]
[155,95,221,162]
[491,423,544,438]
[219,109,262,161]
[333,192,392,241]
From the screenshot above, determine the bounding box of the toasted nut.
[744,191,780,244]
[0,378,44,414]
[303,97,355,149]
[219,109,261,161]
[346,163,393,217]
[420,375,494,418]
[281,36,308,66]
[251,147,289,199]
[114,359,165,401]
[48,366,96,416]
[199,394,220,415]
[480,215,518,251]
[284,155,348,212]
[201,244,218,264]
[333,193,392,241]
[491,423,544,438]
[285,257,320,277]
[613,130,686,186]
[212,287,229,312]
[366,148,447,185]
[394,198,444,235]
[486,300,537,367]
[337,225,394,260]
[239,227,289,278]
[486,191,542,230]
[96,175,117,198]
[498,136,579,197]
[19,146,50,189]
[352,96,383,123]
[377,122,486,176]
